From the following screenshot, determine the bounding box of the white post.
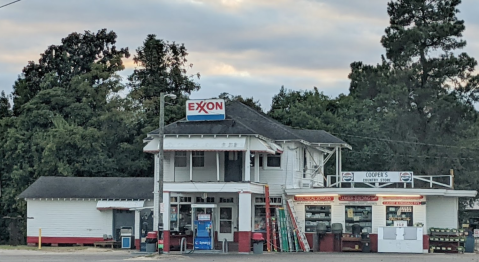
[216,152,220,181]
[238,192,252,231]
[189,151,193,181]
[163,192,170,231]
[135,210,141,240]
[254,153,260,182]
[245,138,251,181]
[335,147,339,188]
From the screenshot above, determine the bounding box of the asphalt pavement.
[1,249,479,262]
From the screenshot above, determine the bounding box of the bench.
[94,241,119,248]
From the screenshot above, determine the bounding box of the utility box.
[121,227,134,249]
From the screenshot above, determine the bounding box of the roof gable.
[149,101,347,145]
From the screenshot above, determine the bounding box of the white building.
[19,101,477,253]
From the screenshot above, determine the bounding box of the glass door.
[218,207,234,241]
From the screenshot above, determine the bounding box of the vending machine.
[194,214,213,250]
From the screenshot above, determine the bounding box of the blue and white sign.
[341,171,413,183]
[186,99,225,121]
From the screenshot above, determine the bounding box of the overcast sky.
[1,0,479,110]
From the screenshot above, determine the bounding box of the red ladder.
[265,185,271,252]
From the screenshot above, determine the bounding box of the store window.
[170,197,192,233]
[253,197,282,231]
[174,151,187,167]
[386,206,413,226]
[196,197,215,203]
[267,153,281,167]
[250,153,263,167]
[344,206,372,233]
[305,205,331,232]
[192,151,204,167]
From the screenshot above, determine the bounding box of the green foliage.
[218,92,263,112]
[11,29,130,116]
[128,34,201,132]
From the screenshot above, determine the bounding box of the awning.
[144,136,283,153]
[96,200,145,210]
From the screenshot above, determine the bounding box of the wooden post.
[38,228,42,250]
[450,169,454,189]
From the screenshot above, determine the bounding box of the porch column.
[216,152,220,181]
[238,192,252,253]
[245,138,251,181]
[254,153,260,182]
[189,151,193,181]
[135,210,141,250]
[162,191,171,253]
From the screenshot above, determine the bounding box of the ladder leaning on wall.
[286,198,311,252]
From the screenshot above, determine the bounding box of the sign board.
[186,99,225,121]
[341,171,413,183]
[160,203,164,213]
[198,214,211,221]
[339,195,378,202]
[394,221,407,227]
[474,229,479,238]
[382,201,425,206]
[294,196,334,202]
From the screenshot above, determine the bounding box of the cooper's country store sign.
[341,171,413,183]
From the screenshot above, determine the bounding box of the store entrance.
[218,206,234,241]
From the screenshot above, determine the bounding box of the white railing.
[326,175,453,189]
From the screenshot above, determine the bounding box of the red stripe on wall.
[27,236,104,244]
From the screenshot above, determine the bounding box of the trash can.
[361,232,371,253]
[252,233,264,254]
[146,231,157,253]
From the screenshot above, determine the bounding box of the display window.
[344,206,372,233]
[386,206,413,226]
[305,205,331,232]
[253,197,282,231]
[169,204,192,233]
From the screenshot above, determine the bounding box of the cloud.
[1,0,479,109]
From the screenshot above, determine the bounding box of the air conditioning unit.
[300,180,312,188]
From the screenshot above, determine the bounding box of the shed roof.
[149,101,348,146]
[18,176,154,199]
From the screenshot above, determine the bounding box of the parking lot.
[1,248,478,262]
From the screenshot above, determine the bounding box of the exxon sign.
[186,99,225,121]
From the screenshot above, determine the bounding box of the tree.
[0,91,11,118]
[218,92,263,112]
[11,29,130,116]
[128,34,201,132]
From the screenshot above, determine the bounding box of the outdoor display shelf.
[305,205,331,232]
[429,228,465,253]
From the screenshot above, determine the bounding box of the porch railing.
[325,174,453,189]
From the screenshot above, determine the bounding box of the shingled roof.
[18,176,154,199]
[149,101,347,145]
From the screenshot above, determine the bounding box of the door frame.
[217,204,236,242]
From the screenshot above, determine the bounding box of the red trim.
[163,230,170,252]
[237,231,251,253]
[135,239,141,250]
[27,237,104,244]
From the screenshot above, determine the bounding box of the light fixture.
[376,194,421,197]
[295,194,338,197]
[165,94,177,99]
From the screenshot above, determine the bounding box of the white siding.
[372,205,386,233]
[427,196,458,229]
[331,205,345,231]
[414,204,427,231]
[27,200,112,237]
[164,152,174,181]
[173,151,225,182]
